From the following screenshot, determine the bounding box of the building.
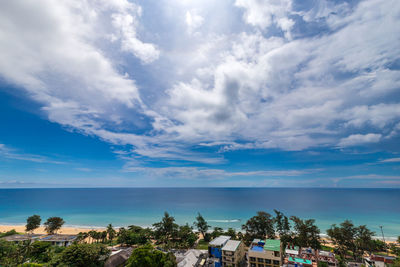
[104,247,133,267]
[248,239,282,267]
[285,244,300,258]
[175,249,207,267]
[2,234,43,243]
[209,235,231,267]
[221,240,245,267]
[287,257,313,267]
[299,248,337,266]
[364,255,396,267]
[39,234,77,246]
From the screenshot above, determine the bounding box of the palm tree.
[107,224,117,243]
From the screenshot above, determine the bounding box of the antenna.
[379,226,388,256]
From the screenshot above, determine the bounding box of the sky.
[0,0,399,188]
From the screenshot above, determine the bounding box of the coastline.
[0,224,106,235]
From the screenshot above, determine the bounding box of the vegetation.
[241,211,275,244]
[193,213,210,241]
[0,212,396,266]
[44,217,65,234]
[52,243,110,267]
[26,215,41,233]
[0,229,18,238]
[125,244,177,267]
[327,220,375,262]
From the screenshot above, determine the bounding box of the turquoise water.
[0,188,399,239]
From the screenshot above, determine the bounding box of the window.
[265,259,271,264]
[274,251,280,257]
[258,264,264,267]
[250,257,256,262]
[258,258,264,263]
[251,264,256,267]
[273,260,280,265]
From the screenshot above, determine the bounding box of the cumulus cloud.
[0,0,399,166]
[338,133,382,147]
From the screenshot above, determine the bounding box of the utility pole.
[379,226,388,256]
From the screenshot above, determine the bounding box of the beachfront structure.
[285,244,300,258]
[248,239,282,267]
[39,234,77,246]
[2,234,43,243]
[299,248,337,266]
[287,257,313,267]
[364,255,396,267]
[222,240,245,267]
[209,235,231,267]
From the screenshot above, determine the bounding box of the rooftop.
[289,257,313,265]
[209,235,231,247]
[2,234,43,241]
[222,240,241,252]
[39,234,77,242]
[264,239,281,252]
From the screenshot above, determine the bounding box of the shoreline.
[1,224,398,242]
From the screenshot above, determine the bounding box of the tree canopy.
[125,244,177,267]
[44,217,65,234]
[193,213,210,240]
[242,211,275,244]
[55,243,110,267]
[26,215,41,233]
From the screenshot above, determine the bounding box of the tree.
[193,213,210,241]
[224,228,237,239]
[26,215,41,233]
[290,216,321,250]
[242,211,275,244]
[176,224,198,248]
[153,212,178,247]
[125,244,177,267]
[106,224,116,243]
[274,210,292,245]
[211,227,224,239]
[44,217,64,234]
[117,227,149,246]
[55,243,110,267]
[327,220,374,262]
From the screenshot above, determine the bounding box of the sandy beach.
[0,225,106,235]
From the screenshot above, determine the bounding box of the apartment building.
[248,239,282,267]
[222,240,245,267]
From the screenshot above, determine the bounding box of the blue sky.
[0,0,399,187]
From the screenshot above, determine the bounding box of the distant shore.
[0,224,105,235]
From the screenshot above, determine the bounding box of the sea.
[0,188,399,239]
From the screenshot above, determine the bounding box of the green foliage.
[193,213,210,240]
[55,243,110,267]
[117,226,150,246]
[224,228,237,239]
[125,244,177,267]
[0,229,18,238]
[19,263,45,267]
[291,216,321,250]
[153,212,179,247]
[26,215,41,233]
[176,224,198,248]
[242,211,275,244]
[211,227,224,239]
[274,210,292,247]
[106,224,116,243]
[327,220,375,262]
[28,241,53,263]
[317,261,329,267]
[44,217,65,234]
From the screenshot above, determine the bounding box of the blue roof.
[251,246,264,252]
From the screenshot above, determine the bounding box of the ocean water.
[0,188,399,239]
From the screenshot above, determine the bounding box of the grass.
[196,239,209,250]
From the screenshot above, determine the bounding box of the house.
[298,248,337,266]
[39,234,77,246]
[221,240,245,267]
[104,247,133,267]
[364,255,396,267]
[209,235,231,267]
[248,239,282,267]
[2,234,43,243]
[287,257,313,267]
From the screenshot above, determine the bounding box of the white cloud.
[0,0,399,165]
[380,158,400,163]
[338,133,382,147]
[185,10,204,34]
[0,144,64,164]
